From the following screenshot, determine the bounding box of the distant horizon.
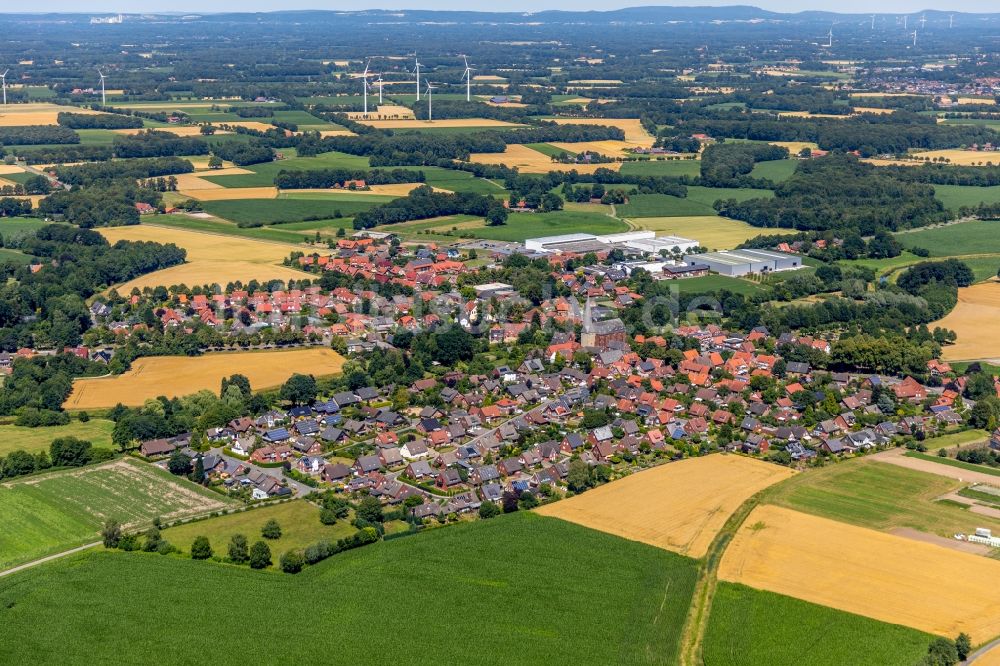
[4,3,1000,16]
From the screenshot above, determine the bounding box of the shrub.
[261,519,282,539]
[478,502,500,519]
[228,534,249,564]
[319,508,338,525]
[100,520,122,548]
[304,541,332,564]
[280,550,305,574]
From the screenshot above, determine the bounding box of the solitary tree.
[280,550,305,574]
[190,536,213,560]
[249,541,272,570]
[478,501,500,519]
[955,633,972,661]
[100,519,122,549]
[279,373,318,405]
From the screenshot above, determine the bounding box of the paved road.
[0,542,100,578]
[210,448,315,496]
[966,637,1000,664]
[19,162,70,190]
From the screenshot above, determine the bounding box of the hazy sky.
[9,2,1000,14]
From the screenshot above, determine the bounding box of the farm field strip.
[468,143,623,174]
[536,455,794,558]
[934,280,1000,361]
[626,215,787,250]
[719,504,1000,638]
[66,347,345,409]
[0,419,115,456]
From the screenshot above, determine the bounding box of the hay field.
[548,117,654,146]
[66,348,345,409]
[958,97,996,106]
[187,157,236,170]
[768,140,821,153]
[113,126,221,137]
[853,107,895,114]
[97,224,307,290]
[536,455,794,558]
[0,165,25,175]
[469,144,622,174]
[222,121,276,132]
[628,216,781,250]
[0,103,101,127]
[172,168,253,192]
[549,140,641,157]
[719,504,1000,638]
[935,281,1000,360]
[356,118,520,129]
[777,111,851,119]
[183,186,279,201]
[912,149,1000,165]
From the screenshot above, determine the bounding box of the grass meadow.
[703,583,933,666]
[933,184,1000,211]
[202,151,371,188]
[201,196,389,225]
[896,220,1000,256]
[0,512,698,664]
[0,419,115,456]
[619,159,701,178]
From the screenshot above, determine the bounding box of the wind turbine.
[903,15,908,30]
[376,73,384,105]
[919,14,926,30]
[826,25,833,48]
[871,14,876,30]
[97,68,107,105]
[425,81,437,122]
[414,54,422,102]
[361,60,370,116]
[911,30,918,47]
[949,14,954,28]
[461,55,474,102]
[0,70,7,106]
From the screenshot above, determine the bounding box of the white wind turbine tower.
[376,73,384,105]
[949,14,954,29]
[826,25,833,48]
[425,81,437,121]
[919,14,926,30]
[1,70,8,106]
[97,68,107,105]
[903,15,908,30]
[912,30,918,47]
[414,54,422,102]
[461,55,475,102]
[871,15,875,30]
[361,60,371,116]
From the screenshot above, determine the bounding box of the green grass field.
[617,193,715,217]
[704,583,933,666]
[934,184,1000,211]
[0,248,30,264]
[749,158,799,182]
[0,217,51,239]
[145,217,315,244]
[685,185,773,208]
[0,419,115,456]
[470,210,628,242]
[0,512,698,664]
[0,459,231,571]
[619,159,701,178]
[895,221,1000,256]
[202,151,371,188]
[921,429,990,451]
[420,166,508,194]
[765,457,1000,538]
[201,196,388,225]
[672,274,766,296]
[163,500,356,569]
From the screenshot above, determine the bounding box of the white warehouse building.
[523,230,699,256]
[683,249,802,276]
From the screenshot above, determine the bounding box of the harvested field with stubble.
[356,118,521,129]
[0,458,231,570]
[536,455,795,558]
[719,504,1000,638]
[66,347,345,409]
[0,103,101,127]
[935,280,1000,360]
[469,144,622,174]
[113,126,222,137]
[97,223,307,290]
[548,117,654,146]
[912,149,1000,166]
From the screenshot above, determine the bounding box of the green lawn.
[704,583,933,666]
[0,459,231,571]
[0,419,115,456]
[934,184,1000,211]
[470,210,628,242]
[672,274,766,296]
[685,185,773,208]
[0,512,698,664]
[922,429,990,451]
[420,166,508,195]
[201,196,388,225]
[750,158,799,182]
[202,151,371,188]
[617,193,715,217]
[0,217,51,240]
[619,159,701,178]
[163,500,356,569]
[765,457,1000,538]
[0,248,31,264]
[896,221,1000,256]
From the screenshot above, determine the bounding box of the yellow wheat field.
[935,280,1000,361]
[113,126,224,137]
[66,348,346,409]
[187,157,237,170]
[549,140,643,158]
[222,121,276,132]
[317,129,356,138]
[0,103,102,127]
[97,224,307,290]
[536,455,795,558]
[628,216,786,251]
[720,505,1000,638]
[853,107,895,115]
[548,117,655,147]
[355,118,521,129]
[171,168,253,192]
[0,165,25,175]
[468,144,622,174]
[768,140,821,153]
[911,149,1000,166]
